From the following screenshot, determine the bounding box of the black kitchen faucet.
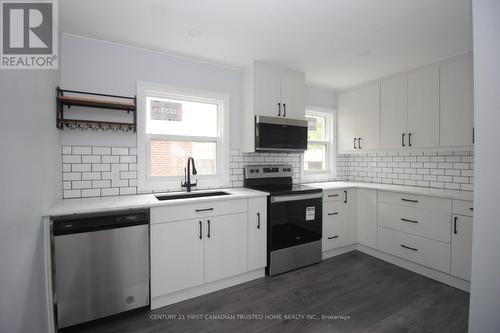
[181,157,198,192]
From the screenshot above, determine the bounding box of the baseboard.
[151,269,265,309]
[322,244,357,260]
[356,244,470,292]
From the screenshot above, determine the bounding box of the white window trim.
[301,106,337,181]
[137,81,230,192]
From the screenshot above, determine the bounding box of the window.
[137,82,229,191]
[302,107,335,179]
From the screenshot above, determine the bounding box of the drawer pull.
[401,198,419,203]
[195,208,214,212]
[401,244,418,251]
[469,207,474,211]
[328,194,339,198]
[401,218,418,224]
[328,235,339,240]
[328,212,339,216]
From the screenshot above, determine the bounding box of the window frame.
[137,81,230,192]
[301,106,336,180]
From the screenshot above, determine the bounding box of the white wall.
[469,0,500,331]
[60,34,337,149]
[0,70,61,331]
[305,85,337,110]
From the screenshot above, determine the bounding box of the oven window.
[269,198,322,251]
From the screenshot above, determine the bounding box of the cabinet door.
[341,189,358,246]
[357,189,378,248]
[204,213,248,283]
[407,67,439,148]
[151,220,205,297]
[280,69,305,119]
[322,202,342,251]
[356,83,381,150]
[248,197,267,271]
[381,76,408,149]
[451,215,473,281]
[338,89,360,152]
[440,55,474,147]
[254,62,282,117]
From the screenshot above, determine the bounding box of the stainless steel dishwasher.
[52,210,150,329]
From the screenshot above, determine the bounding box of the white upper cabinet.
[242,61,306,152]
[407,66,440,148]
[279,69,306,119]
[340,54,472,151]
[252,62,305,119]
[440,54,474,147]
[253,63,282,118]
[381,76,408,149]
[338,83,380,152]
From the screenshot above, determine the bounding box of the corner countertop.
[46,187,269,217]
[306,181,474,201]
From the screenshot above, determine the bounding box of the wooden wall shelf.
[56,87,137,131]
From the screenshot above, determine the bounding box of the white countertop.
[46,182,473,217]
[46,187,268,217]
[306,181,474,201]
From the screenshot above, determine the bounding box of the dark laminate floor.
[63,251,470,333]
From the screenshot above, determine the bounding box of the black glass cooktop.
[245,183,321,196]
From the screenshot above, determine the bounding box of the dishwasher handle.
[53,210,149,236]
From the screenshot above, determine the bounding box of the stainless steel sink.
[155,191,230,201]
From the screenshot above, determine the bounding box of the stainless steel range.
[244,164,323,276]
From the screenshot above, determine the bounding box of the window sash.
[303,108,336,177]
[137,82,230,192]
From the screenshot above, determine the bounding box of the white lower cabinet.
[322,189,357,251]
[204,213,248,283]
[451,215,473,281]
[357,189,378,248]
[151,219,205,297]
[322,201,342,251]
[247,197,267,271]
[377,227,451,273]
[341,189,357,246]
[150,196,267,306]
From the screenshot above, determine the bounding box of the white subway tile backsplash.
[61,145,473,199]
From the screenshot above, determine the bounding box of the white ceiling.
[60,0,472,90]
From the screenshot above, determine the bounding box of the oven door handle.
[270,193,323,203]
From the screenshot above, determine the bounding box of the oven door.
[269,192,322,251]
[255,116,307,152]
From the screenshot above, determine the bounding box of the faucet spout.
[182,157,198,192]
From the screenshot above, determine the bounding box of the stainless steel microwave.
[255,116,308,152]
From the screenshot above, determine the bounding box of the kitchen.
[1,0,499,332]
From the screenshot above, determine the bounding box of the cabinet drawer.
[378,202,451,242]
[378,191,451,213]
[377,227,451,273]
[151,199,248,224]
[323,189,346,202]
[452,200,474,217]
[322,202,342,251]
